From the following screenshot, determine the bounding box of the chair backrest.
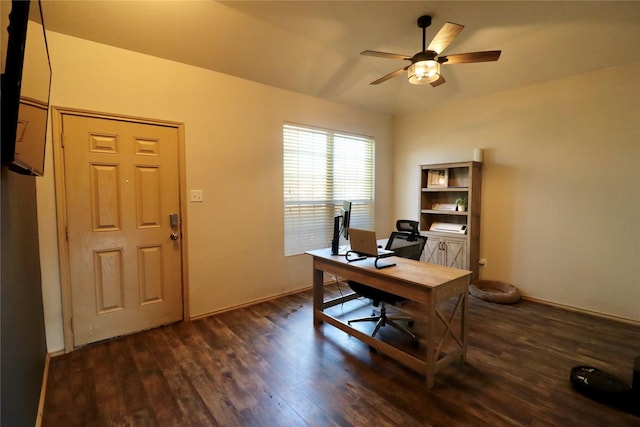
[396,219,419,235]
[348,220,426,305]
[385,231,427,261]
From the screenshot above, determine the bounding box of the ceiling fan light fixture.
[408,60,440,84]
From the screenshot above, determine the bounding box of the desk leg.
[461,290,468,363]
[426,296,436,389]
[313,267,324,326]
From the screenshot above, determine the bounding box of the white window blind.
[283,123,375,256]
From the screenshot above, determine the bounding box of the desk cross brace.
[434,293,465,362]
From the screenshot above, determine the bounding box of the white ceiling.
[39,1,640,116]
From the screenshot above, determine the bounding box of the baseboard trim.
[35,353,51,427]
[190,285,314,321]
[157,283,640,328]
[521,295,640,326]
[47,349,66,358]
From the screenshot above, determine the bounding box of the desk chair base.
[348,303,419,348]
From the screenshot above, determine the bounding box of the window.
[283,123,375,256]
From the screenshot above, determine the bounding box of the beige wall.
[392,62,640,322]
[37,31,639,353]
[37,32,393,352]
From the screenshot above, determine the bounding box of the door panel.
[443,239,466,269]
[423,238,441,264]
[90,163,121,231]
[63,114,183,346]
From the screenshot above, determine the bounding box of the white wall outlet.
[479,258,487,267]
[190,189,204,203]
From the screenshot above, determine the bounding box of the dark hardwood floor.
[43,283,640,426]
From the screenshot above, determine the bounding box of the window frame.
[283,122,375,256]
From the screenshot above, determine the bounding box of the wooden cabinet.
[419,161,482,280]
[422,236,467,269]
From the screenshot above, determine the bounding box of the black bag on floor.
[570,364,639,416]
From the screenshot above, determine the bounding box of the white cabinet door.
[442,238,466,269]
[423,237,441,264]
[421,235,466,270]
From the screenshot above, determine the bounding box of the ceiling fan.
[362,15,501,86]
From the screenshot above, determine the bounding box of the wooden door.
[62,114,183,346]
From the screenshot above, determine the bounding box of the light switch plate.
[190,189,203,203]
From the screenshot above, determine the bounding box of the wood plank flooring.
[42,284,640,426]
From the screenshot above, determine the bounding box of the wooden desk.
[306,248,471,389]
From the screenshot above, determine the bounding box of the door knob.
[170,232,179,240]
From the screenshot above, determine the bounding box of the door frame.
[52,106,190,352]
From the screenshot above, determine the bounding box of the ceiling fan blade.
[430,74,446,87]
[439,50,501,64]
[361,50,412,61]
[427,22,464,54]
[369,66,408,85]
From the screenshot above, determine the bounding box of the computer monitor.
[331,200,352,255]
[340,201,352,239]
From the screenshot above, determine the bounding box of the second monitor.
[331,200,352,255]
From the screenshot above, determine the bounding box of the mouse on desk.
[377,245,383,248]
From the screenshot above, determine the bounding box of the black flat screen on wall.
[1,0,51,176]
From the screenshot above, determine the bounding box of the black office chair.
[347,220,427,346]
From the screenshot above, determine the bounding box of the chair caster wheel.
[408,320,414,327]
[411,339,420,349]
